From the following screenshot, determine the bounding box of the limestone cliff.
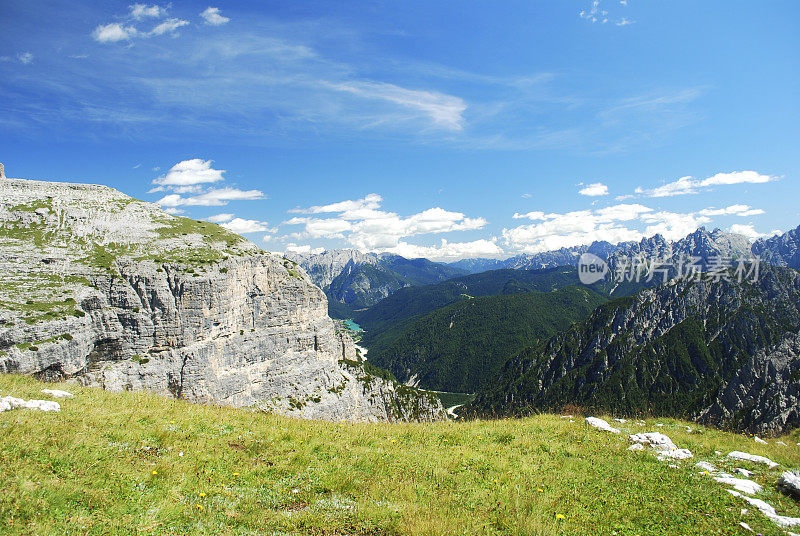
[0,178,445,422]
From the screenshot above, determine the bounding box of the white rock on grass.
[0,396,60,412]
[1,396,26,409]
[728,490,800,528]
[755,436,768,445]
[727,451,779,469]
[585,417,621,434]
[695,461,717,472]
[23,400,60,412]
[628,443,645,451]
[778,471,800,500]
[41,389,74,398]
[629,432,692,460]
[0,399,10,412]
[736,468,754,477]
[778,441,788,446]
[713,474,762,495]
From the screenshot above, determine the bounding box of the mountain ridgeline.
[466,266,800,434]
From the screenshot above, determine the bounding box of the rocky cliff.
[0,178,445,422]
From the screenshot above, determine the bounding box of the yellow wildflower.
[556,514,565,520]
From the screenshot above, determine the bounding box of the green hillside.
[3,374,800,535]
[356,267,615,337]
[365,286,608,393]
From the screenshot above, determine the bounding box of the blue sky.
[2,1,798,260]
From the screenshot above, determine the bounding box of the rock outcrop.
[0,178,445,422]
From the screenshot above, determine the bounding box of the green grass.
[2,374,800,535]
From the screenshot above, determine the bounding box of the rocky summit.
[0,178,444,422]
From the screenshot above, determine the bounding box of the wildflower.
[556,514,565,520]
[199,493,206,498]
[233,472,239,476]
[152,470,158,476]
[537,488,544,492]
[196,504,203,511]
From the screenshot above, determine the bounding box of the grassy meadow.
[2,374,800,535]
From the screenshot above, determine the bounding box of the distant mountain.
[446,257,504,274]
[285,249,380,289]
[448,228,757,274]
[365,286,607,393]
[287,250,466,316]
[753,225,800,269]
[466,266,800,434]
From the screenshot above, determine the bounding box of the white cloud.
[326,81,467,131]
[285,194,488,251]
[386,238,504,262]
[503,203,717,253]
[698,204,765,217]
[163,207,185,215]
[616,17,634,26]
[153,159,225,187]
[221,218,271,234]
[130,4,167,19]
[521,193,532,199]
[200,7,230,26]
[92,23,138,43]
[293,193,383,217]
[578,182,609,196]
[579,0,608,23]
[17,52,33,64]
[156,187,264,207]
[150,19,190,36]
[285,244,325,255]
[636,171,776,197]
[206,213,234,223]
[729,224,767,240]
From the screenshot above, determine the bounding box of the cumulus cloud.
[156,187,264,207]
[200,7,230,25]
[285,194,488,253]
[387,238,504,262]
[151,158,265,211]
[93,23,138,43]
[130,4,167,19]
[502,202,738,253]
[698,204,765,217]
[221,218,271,234]
[150,18,190,36]
[206,213,234,223]
[729,224,768,240]
[578,182,609,196]
[285,244,326,255]
[503,198,768,254]
[153,159,225,187]
[636,171,775,197]
[17,52,33,64]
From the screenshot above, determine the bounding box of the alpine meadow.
[2,1,799,535]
